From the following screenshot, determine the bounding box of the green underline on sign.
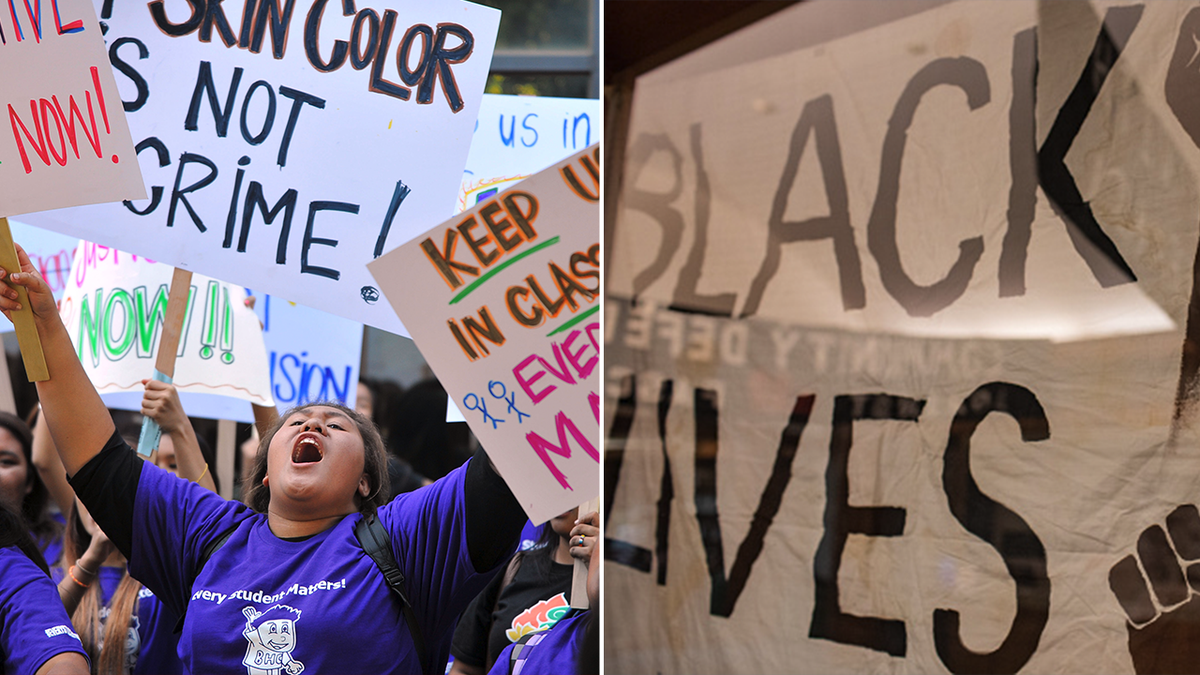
[448,236,561,305]
[547,305,599,337]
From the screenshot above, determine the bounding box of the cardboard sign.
[605,2,1200,674]
[0,0,144,216]
[61,240,273,405]
[443,93,600,423]
[370,144,599,524]
[19,0,500,336]
[458,94,599,213]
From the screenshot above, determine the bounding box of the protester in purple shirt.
[0,503,89,675]
[1,244,527,675]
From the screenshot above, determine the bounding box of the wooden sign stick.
[0,218,48,382]
[570,496,600,610]
[136,267,193,456]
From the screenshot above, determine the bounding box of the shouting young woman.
[0,244,526,674]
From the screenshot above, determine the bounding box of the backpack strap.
[173,523,237,633]
[354,513,429,675]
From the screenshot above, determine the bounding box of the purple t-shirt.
[129,459,499,674]
[49,566,182,675]
[0,546,88,675]
[486,611,590,675]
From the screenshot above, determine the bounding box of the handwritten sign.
[458,94,599,213]
[99,291,361,422]
[18,0,500,336]
[250,292,363,414]
[441,94,599,423]
[0,0,144,216]
[61,240,273,406]
[370,144,599,524]
[605,2,1200,674]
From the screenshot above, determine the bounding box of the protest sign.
[19,0,500,336]
[251,292,363,414]
[441,93,599,423]
[99,290,361,421]
[370,144,599,524]
[458,94,599,213]
[0,0,144,216]
[61,240,273,407]
[605,2,1200,674]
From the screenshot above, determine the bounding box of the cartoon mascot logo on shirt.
[505,593,571,643]
[242,605,304,675]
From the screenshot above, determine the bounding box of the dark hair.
[0,410,59,555]
[194,432,220,494]
[387,378,470,479]
[0,500,49,576]
[523,520,561,580]
[245,402,389,515]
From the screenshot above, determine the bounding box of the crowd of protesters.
[0,245,599,675]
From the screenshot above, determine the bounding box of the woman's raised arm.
[0,244,114,475]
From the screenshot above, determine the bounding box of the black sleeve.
[464,447,525,572]
[449,567,506,667]
[67,430,144,560]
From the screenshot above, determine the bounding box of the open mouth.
[292,436,323,464]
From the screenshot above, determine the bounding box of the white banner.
[62,241,273,406]
[458,94,599,213]
[19,0,500,335]
[0,0,144,216]
[371,145,599,524]
[251,291,362,414]
[607,2,1200,674]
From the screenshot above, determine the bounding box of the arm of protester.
[31,409,75,516]
[141,379,215,492]
[464,448,527,573]
[0,245,114,474]
[35,652,90,675]
[56,524,114,614]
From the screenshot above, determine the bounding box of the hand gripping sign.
[369,144,599,525]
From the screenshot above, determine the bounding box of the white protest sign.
[0,0,144,216]
[19,0,500,336]
[62,240,273,406]
[458,94,599,213]
[370,144,599,524]
[604,2,1200,674]
[251,292,363,414]
[442,93,599,423]
[101,291,361,421]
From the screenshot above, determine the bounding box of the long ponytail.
[62,502,142,675]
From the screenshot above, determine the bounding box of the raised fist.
[1109,504,1200,674]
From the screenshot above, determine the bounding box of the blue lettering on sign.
[269,351,352,405]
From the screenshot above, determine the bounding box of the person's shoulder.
[0,547,51,595]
